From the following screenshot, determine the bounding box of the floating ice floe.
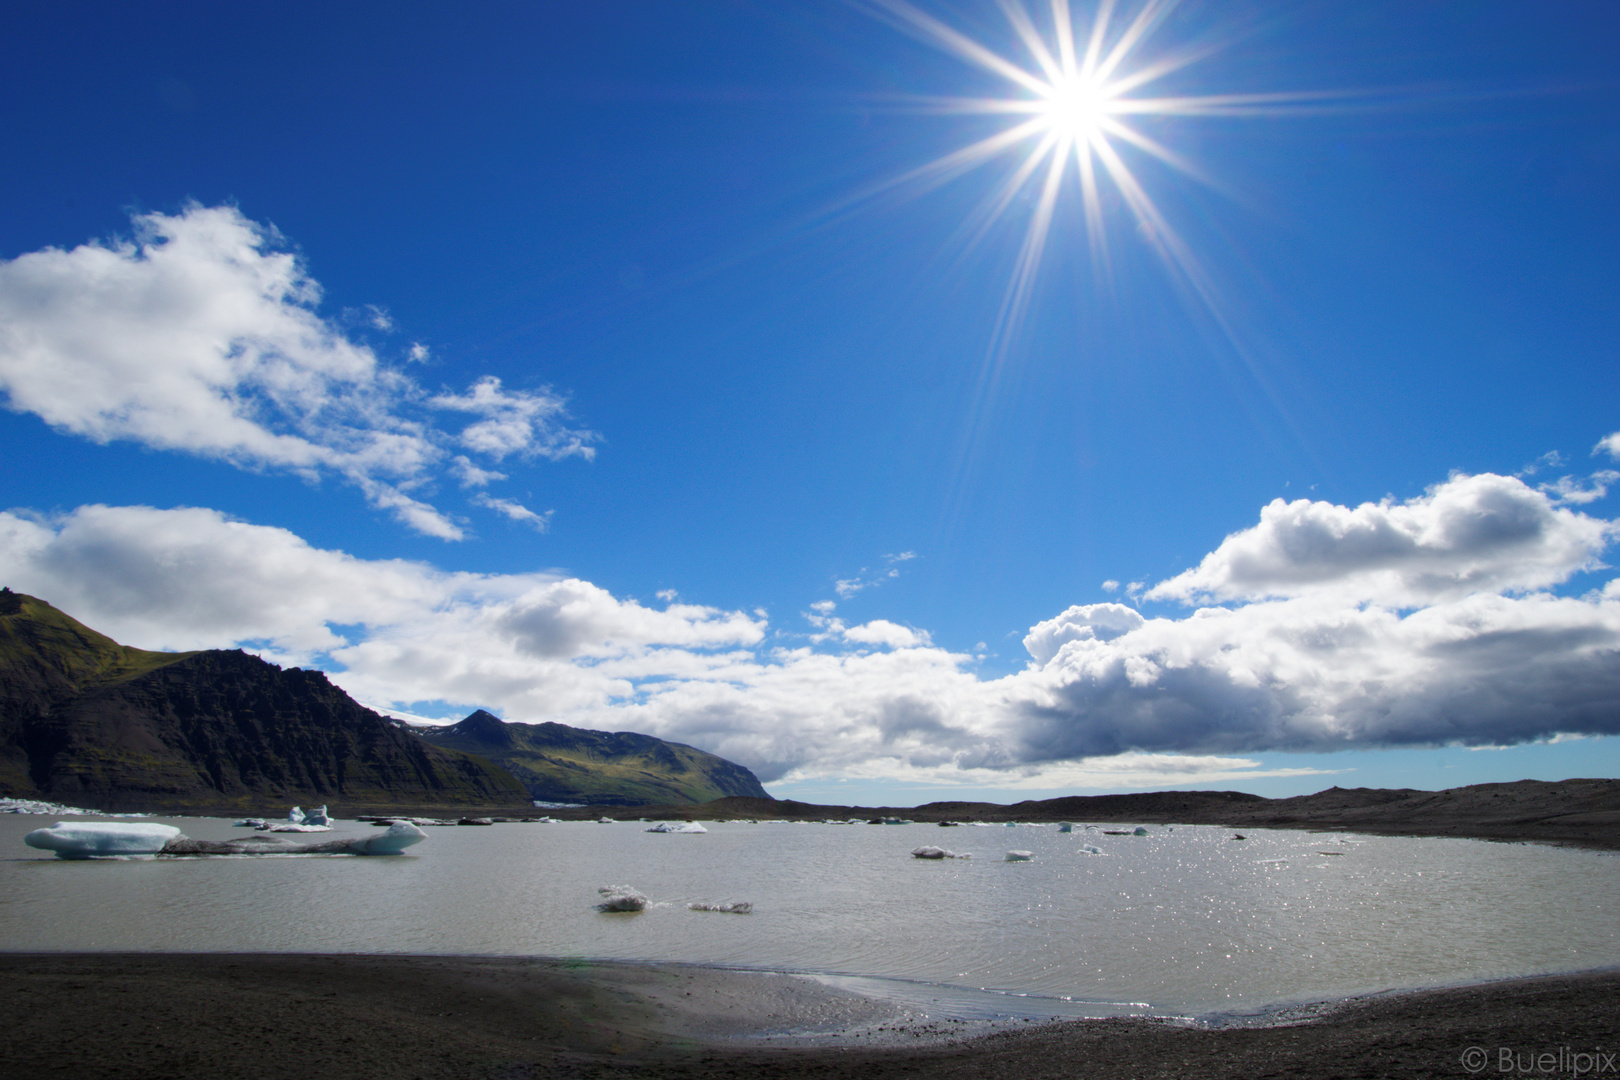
[259,805,333,832]
[1005,850,1034,862]
[1058,822,1073,833]
[2,798,138,817]
[1133,826,1150,836]
[1079,844,1105,855]
[687,901,752,914]
[645,821,707,833]
[597,885,648,912]
[233,818,268,829]
[911,846,970,859]
[161,822,428,857]
[24,821,183,858]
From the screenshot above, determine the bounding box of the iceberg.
[24,821,183,858]
[645,821,707,833]
[687,901,752,913]
[910,846,970,859]
[1005,850,1034,862]
[160,822,427,857]
[1133,826,1150,836]
[1057,822,1073,833]
[233,818,269,829]
[1079,844,1105,855]
[597,885,648,912]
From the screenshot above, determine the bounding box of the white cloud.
[809,599,837,615]
[1023,603,1145,666]
[1101,579,1120,593]
[1595,432,1620,460]
[0,204,594,538]
[4,470,1620,788]
[408,342,430,363]
[1147,473,1611,607]
[473,494,552,532]
[1541,470,1620,506]
[843,619,931,649]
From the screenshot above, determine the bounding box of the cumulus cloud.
[0,204,595,538]
[843,619,931,649]
[1147,473,1611,606]
[4,470,1619,788]
[1595,432,1620,460]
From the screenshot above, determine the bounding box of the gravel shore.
[3,953,1616,1080]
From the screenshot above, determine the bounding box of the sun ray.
[856,0,1350,357]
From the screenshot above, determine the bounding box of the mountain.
[415,709,770,806]
[0,589,528,812]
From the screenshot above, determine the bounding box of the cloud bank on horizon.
[0,205,595,541]
[3,466,1618,790]
[4,205,1620,793]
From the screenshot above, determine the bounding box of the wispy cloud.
[0,205,595,539]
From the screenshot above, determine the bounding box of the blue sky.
[3,1,1619,804]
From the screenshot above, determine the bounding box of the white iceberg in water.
[687,901,752,914]
[24,822,183,859]
[911,846,970,859]
[346,822,426,855]
[597,885,648,912]
[1079,844,1105,855]
[1005,850,1034,862]
[645,821,707,833]
[266,805,331,832]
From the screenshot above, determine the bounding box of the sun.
[1039,73,1115,141]
[862,0,1332,354]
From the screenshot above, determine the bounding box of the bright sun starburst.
[864,0,1331,354]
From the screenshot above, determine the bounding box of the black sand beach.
[2,953,1616,1080]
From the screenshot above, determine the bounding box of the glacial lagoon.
[2,814,1616,1020]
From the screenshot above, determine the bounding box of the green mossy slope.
[418,709,769,806]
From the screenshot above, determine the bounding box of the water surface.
[2,815,1614,1018]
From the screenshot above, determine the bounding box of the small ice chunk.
[687,901,752,914]
[1005,850,1034,862]
[346,822,427,855]
[597,885,648,912]
[911,846,970,859]
[287,806,306,824]
[264,822,332,833]
[24,821,183,859]
[1057,822,1073,833]
[303,805,331,827]
[233,818,268,829]
[1079,844,1104,855]
[1133,826,1149,836]
[597,816,615,824]
[645,821,708,833]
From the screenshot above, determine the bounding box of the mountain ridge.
[415,709,770,806]
[0,590,527,812]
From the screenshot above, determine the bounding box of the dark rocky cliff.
[0,590,528,812]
